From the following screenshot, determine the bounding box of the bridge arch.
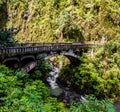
[64,55,80,66]
[37,50,81,66]
[2,57,20,69]
[20,55,35,67]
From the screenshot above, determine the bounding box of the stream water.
[46,61,63,96]
[46,61,120,111]
[46,61,86,104]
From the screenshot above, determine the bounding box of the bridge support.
[1,55,37,73]
[21,61,37,73]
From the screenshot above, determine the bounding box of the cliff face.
[0,0,120,43]
[0,1,7,29]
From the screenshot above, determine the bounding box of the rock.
[23,13,29,20]
[65,87,69,91]
[114,102,120,112]
[63,99,67,103]
[50,87,63,97]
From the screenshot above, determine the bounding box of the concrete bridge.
[0,43,95,73]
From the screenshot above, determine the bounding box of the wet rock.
[65,87,69,91]
[69,95,74,100]
[63,99,67,103]
[50,87,63,97]
[114,102,120,112]
[66,81,71,85]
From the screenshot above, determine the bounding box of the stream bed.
[46,61,86,102]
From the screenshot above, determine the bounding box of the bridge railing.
[0,43,95,56]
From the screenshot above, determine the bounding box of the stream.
[46,61,120,111]
[46,61,87,104]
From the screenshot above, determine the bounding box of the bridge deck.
[0,43,95,56]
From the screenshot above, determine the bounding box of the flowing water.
[46,61,119,111]
[46,61,63,96]
[46,61,86,103]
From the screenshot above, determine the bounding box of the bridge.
[0,43,95,73]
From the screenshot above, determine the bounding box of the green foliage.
[60,41,120,100]
[31,58,51,79]
[0,0,7,29]
[0,0,4,6]
[0,0,119,42]
[0,30,17,47]
[70,96,115,112]
[0,65,68,112]
[0,63,116,111]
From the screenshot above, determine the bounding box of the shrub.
[70,96,115,112]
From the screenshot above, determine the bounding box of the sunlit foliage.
[60,41,120,100]
[0,0,119,43]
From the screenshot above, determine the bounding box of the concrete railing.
[0,43,95,56]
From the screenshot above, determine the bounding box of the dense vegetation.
[0,65,115,112]
[0,0,120,42]
[60,41,120,101]
[0,30,17,47]
[0,0,120,111]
